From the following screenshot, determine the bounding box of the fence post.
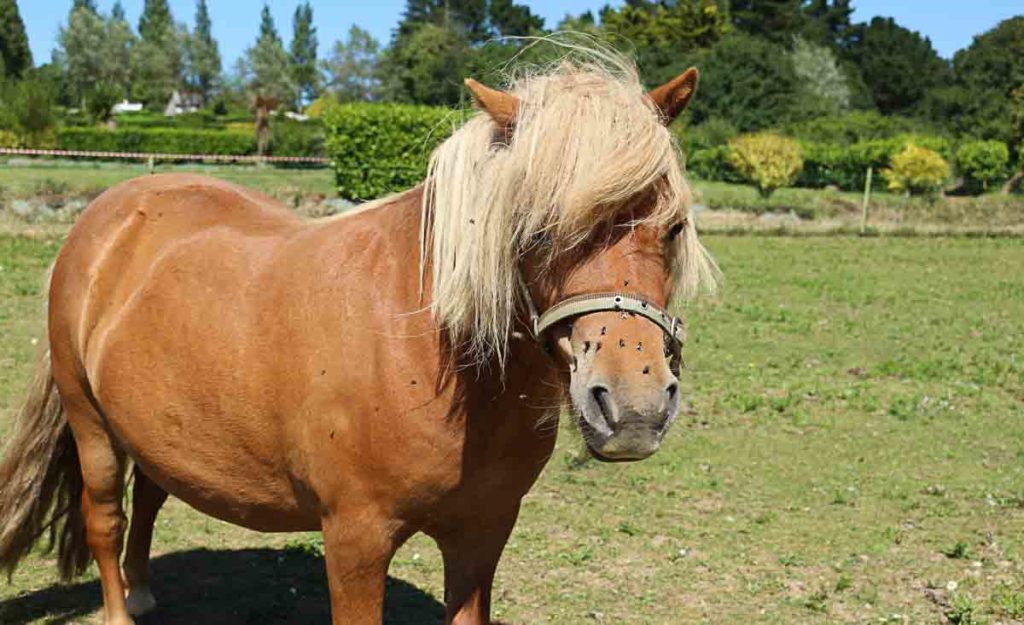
[860,166,873,234]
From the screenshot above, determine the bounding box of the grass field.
[0,160,336,199]
[0,234,1022,624]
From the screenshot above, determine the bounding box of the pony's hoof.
[125,587,157,617]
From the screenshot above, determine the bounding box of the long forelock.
[421,47,717,367]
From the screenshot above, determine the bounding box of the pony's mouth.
[576,412,660,463]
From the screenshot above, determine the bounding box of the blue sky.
[21,0,1024,69]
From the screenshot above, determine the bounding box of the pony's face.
[525,218,684,462]
[454,64,711,461]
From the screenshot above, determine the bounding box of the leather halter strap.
[516,268,685,375]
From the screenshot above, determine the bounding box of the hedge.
[322,102,454,201]
[57,127,255,156]
[689,134,956,191]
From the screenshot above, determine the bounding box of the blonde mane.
[421,43,718,365]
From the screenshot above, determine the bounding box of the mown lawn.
[0,235,1022,624]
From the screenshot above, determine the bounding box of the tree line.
[0,0,1021,168]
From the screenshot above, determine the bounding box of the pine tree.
[244,4,293,105]
[72,0,97,14]
[489,0,543,37]
[185,0,221,103]
[290,2,318,106]
[132,0,182,107]
[138,0,173,41]
[0,0,32,78]
[730,0,806,44]
[105,0,135,97]
[259,4,279,43]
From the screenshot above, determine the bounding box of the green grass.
[0,160,336,199]
[1,235,1022,624]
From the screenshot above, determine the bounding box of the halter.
[516,268,685,376]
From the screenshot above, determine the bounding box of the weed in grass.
[616,521,640,537]
[802,586,830,613]
[943,541,974,560]
[562,545,594,567]
[833,574,852,593]
[992,583,1024,618]
[946,592,985,625]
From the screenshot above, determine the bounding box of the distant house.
[112,100,144,115]
[164,91,203,117]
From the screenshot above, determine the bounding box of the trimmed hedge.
[57,127,254,156]
[322,102,454,201]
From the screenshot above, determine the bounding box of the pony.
[0,47,716,625]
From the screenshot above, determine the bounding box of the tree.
[105,1,136,99]
[378,21,470,106]
[790,36,850,115]
[950,17,1024,143]
[848,17,949,116]
[72,0,97,13]
[1003,85,1024,193]
[132,0,182,107]
[183,0,221,103]
[0,0,32,78]
[599,0,729,86]
[290,2,319,106]
[57,6,106,106]
[242,5,294,105]
[730,0,806,44]
[684,33,802,131]
[801,0,856,51]
[322,25,380,102]
[488,0,543,37]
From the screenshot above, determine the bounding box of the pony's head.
[422,45,717,461]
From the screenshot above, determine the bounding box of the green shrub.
[955,140,1009,193]
[269,118,325,158]
[781,111,924,145]
[322,102,454,200]
[882,144,950,196]
[686,146,740,183]
[728,132,804,197]
[57,127,255,156]
[799,134,952,190]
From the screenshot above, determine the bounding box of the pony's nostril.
[590,385,617,430]
[665,382,679,403]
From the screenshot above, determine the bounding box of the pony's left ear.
[647,67,699,124]
[465,78,520,129]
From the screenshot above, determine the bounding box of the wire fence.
[0,147,331,165]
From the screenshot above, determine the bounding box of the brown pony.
[0,50,716,625]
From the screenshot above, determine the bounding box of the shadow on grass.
[0,547,444,624]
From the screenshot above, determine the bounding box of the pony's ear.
[464,78,520,129]
[647,67,699,124]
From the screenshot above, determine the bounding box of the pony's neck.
[350,185,566,420]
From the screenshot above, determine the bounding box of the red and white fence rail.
[0,147,330,165]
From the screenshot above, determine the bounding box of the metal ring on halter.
[516,266,685,376]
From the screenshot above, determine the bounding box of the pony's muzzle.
[577,378,680,462]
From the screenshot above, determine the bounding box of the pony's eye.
[666,222,684,240]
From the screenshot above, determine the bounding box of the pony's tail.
[0,272,90,582]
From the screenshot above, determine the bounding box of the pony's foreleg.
[123,467,168,617]
[67,406,134,625]
[437,504,521,625]
[321,512,403,625]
